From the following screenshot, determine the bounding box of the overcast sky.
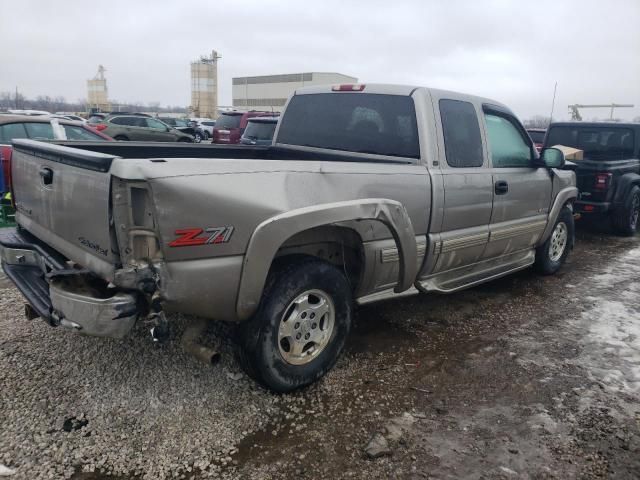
[1,0,638,121]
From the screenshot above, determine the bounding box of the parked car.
[240,117,279,145]
[191,118,216,137]
[0,83,576,393]
[159,117,206,143]
[212,111,277,144]
[95,115,193,142]
[527,128,546,153]
[87,113,108,125]
[54,113,86,123]
[544,122,640,235]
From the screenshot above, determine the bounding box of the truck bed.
[51,141,413,164]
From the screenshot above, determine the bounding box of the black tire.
[236,257,353,393]
[534,205,574,275]
[113,135,129,141]
[194,132,203,143]
[612,185,640,236]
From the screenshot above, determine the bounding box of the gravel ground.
[1,227,639,479]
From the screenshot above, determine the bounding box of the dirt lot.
[1,226,639,479]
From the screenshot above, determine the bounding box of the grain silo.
[87,65,110,112]
[191,51,220,118]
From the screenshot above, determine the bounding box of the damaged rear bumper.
[0,228,139,339]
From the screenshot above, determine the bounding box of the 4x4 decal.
[168,226,234,247]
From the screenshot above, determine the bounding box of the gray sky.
[1,0,639,121]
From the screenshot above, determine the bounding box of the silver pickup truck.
[0,84,577,392]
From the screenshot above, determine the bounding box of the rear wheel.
[113,135,129,141]
[534,205,574,275]
[612,185,640,236]
[237,258,352,393]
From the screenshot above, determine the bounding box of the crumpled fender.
[540,186,578,243]
[236,198,417,321]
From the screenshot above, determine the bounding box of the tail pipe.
[181,318,221,365]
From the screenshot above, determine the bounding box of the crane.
[568,103,634,121]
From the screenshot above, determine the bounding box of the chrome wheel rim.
[549,221,568,262]
[278,289,335,366]
[630,194,639,230]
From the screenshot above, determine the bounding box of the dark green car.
[97,115,193,142]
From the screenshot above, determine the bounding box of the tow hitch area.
[0,228,139,339]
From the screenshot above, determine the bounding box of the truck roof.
[292,83,509,111]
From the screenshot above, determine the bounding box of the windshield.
[215,114,242,129]
[243,121,277,141]
[546,126,635,160]
[87,115,105,124]
[277,93,420,159]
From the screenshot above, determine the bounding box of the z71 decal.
[168,226,234,247]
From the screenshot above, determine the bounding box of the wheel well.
[272,226,364,292]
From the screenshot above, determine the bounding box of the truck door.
[482,106,552,258]
[429,97,493,274]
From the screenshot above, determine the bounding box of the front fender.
[540,186,578,243]
[236,199,417,321]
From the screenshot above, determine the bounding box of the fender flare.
[612,173,640,206]
[540,186,578,243]
[236,199,417,321]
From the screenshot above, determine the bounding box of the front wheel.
[194,132,203,143]
[612,185,640,236]
[237,258,353,393]
[534,205,574,275]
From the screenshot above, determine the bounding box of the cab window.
[484,113,532,168]
[439,99,484,168]
[0,123,28,142]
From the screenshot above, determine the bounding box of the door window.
[24,122,54,140]
[484,114,532,167]
[439,99,484,168]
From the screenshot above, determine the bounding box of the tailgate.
[11,139,119,279]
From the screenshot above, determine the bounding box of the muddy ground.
[1,226,639,479]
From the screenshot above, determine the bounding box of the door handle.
[495,180,509,195]
[39,167,53,186]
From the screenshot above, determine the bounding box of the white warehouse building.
[232,72,358,112]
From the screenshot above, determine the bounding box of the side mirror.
[540,147,565,168]
[166,126,171,132]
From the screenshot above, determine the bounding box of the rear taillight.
[332,84,366,92]
[0,145,14,205]
[594,173,612,191]
[94,124,108,132]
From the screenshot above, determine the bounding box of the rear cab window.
[546,126,635,160]
[276,93,420,159]
[0,123,28,143]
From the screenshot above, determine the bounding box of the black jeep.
[544,122,640,235]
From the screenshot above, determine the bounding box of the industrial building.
[232,72,358,112]
[87,65,110,112]
[191,51,220,118]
